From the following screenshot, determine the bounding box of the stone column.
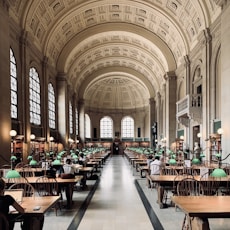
[218,1,230,156]
[42,56,49,141]
[149,97,156,148]
[78,99,85,144]
[0,1,11,164]
[20,30,30,156]
[57,73,69,147]
[165,72,177,147]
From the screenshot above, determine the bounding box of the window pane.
[48,83,56,129]
[69,102,73,134]
[100,116,113,138]
[121,116,134,138]
[10,48,17,119]
[29,67,41,125]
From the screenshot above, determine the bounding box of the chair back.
[200,172,220,195]
[161,166,178,175]
[0,212,9,230]
[177,178,204,196]
[35,176,59,196]
[8,182,35,197]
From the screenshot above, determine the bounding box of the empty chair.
[19,164,35,177]
[200,172,220,196]
[9,182,35,197]
[161,166,178,175]
[177,178,204,229]
[6,176,29,185]
[177,177,204,196]
[35,176,61,215]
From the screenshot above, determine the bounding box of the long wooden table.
[149,175,230,208]
[171,196,230,230]
[10,196,60,230]
[5,176,83,208]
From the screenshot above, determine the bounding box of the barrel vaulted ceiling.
[8,0,221,110]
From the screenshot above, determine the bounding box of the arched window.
[100,116,113,138]
[48,83,55,129]
[85,114,91,138]
[29,67,41,125]
[76,108,79,135]
[69,102,73,134]
[10,48,17,119]
[121,116,134,138]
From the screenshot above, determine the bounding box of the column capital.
[164,71,177,81]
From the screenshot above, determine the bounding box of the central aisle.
[77,155,154,230]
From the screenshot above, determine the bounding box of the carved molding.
[177,117,189,127]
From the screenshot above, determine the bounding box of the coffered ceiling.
[8,0,221,110]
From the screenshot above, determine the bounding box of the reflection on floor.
[15,155,230,230]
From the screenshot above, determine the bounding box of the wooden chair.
[177,178,204,229]
[200,172,220,196]
[221,177,230,195]
[0,212,9,230]
[19,164,35,177]
[35,176,61,215]
[161,166,178,175]
[8,182,35,197]
[6,176,29,184]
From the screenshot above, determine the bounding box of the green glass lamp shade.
[72,155,78,159]
[169,158,177,165]
[27,155,33,160]
[52,159,61,165]
[29,159,38,166]
[215,153,221,158]
[6,170,21,179]
[10,156,17,161]
[200,153,205,158]
[192,158,201,165]
[57,155,62,160]
[211,168,227,177]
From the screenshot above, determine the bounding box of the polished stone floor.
[14,154,230,230]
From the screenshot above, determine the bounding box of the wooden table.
[171,196,230,230]
[10,196,60,230]
[5,176,82,208]
[150,175,229,208]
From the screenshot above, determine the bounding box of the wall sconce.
[197,133,202,138]
[217,128,224,135]
[180,136,184,141]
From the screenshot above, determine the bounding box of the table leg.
[22,215,44,230]
[190,217,210,230]
[65,184,74,208]
[157,185,165,209]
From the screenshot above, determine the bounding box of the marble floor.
[15,154,230,230]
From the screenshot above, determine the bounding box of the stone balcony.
[176,94,202,126]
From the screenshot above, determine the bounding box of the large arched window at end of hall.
[10,48,17,119]
[121,116,134,138]
[100,116,113,138]
[48,83,55,129]
[85,114,91,138]
[29,67,41,125]
[69,102,73,134]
